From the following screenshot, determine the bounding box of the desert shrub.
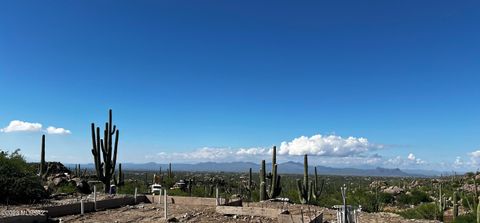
[379,192,394,204]
[409,190,431,204]
[168,188,190,196]
[453,213,475,223]
[397,190,431,205]
[55,182,77,194]
[398,203,440,220]
[0,149,49,204]
[461,194,475,211]
[396,193,411,205]
[118,180,147,194]
[349,190,378,212]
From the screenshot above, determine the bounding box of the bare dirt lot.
[57,202,439,223]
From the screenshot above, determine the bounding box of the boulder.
[71,178,92,194]
[382,186,404,195]
[53,177,68,186]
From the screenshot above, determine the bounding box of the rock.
[46,162,72,175]
[382,186,404,195]
[167,217,178,222]
[53,177,68,186]
[370,180,387,188]
[72,178,91,194]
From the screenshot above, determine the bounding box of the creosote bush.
[0,149,49,204]
[398,203,439,220]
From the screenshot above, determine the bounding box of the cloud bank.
[1,120,71,135]
[46,126,71,135]
[1,120,42,132]
[278,134,383,157]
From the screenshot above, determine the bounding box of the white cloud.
[46,126,71,135]
[407,153,416,161]
[1,120,71,135]
[236,147,270,156]
[278,134,383,157]
[469,150,480,165]
[148,147,272,163]
[0,120,42,132]
[453,156,464,168]
[385,154,426,167]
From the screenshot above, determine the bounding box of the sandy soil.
[56,202,439,223]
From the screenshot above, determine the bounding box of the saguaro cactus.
[474,197,480,223]
[39,135,46,176]
[246,168,253,201]
[259,160,267,201]
[297,154,310,204]
[117,163,124,186]
[168,163,173,178]
[453,191,458,220]
[259,146,282,201]
[91,109,120,193]
[267,146,282,199]
[39,134,50,179]
[311,166,324,200]
[477,195,480,223]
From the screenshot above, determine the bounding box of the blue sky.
[0,0,479,171]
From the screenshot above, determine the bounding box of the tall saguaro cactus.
[296,154,323,204]
[268,146,282,199]
[246,168,253,201]
[477,195,480,223]
[259,160,267,201]
[297,154,310,204]
[311,166,324,200]
[91,109,120,193]
[453,191,458,220]
[117,163,125,186]
[259,146,282,201]
[39,134,49,179]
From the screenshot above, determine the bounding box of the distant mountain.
[66,161,435,177]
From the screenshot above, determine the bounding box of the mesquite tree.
[91,109,119,193]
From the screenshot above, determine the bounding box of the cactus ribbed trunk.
[91,109,120,193]
[303,154,308,191]
[259,160,267,201]
[117,163,124,186]
[39,134,48,179]
[453,191,458,220]
[311,166,324,200]
[168,163,173,178]
[248,168,252,201]
[259,146,282,201]
[297,154,310,204]
[40,135,45,174]
[268,146,281,199]
[477,195,480,223]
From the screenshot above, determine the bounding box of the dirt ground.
[56,202,439,223]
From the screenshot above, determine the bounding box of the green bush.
[55,182,77,194]
[379,192,394,204]
[409,190,431,204]
[398,203,441,220]
[453,213,475,223]
[0,149,49,204]
[117,180,148,194]
[397,190,431,205]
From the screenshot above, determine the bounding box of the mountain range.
[66,161,444,177]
